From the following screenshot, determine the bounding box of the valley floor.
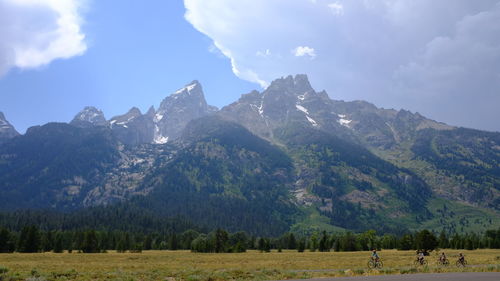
[0,249,499,280]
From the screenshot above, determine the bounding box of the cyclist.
[458,252,465,263]
[368,249,383,269]
[439,252,447,263]
[417,251,425,264]
[371,249,380,262]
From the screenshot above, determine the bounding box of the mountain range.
[0,75,498,236]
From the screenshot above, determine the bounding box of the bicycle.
[413,258,427,266]
[456,258,467,267]
[367,258,383,269]
[437,258,449,266]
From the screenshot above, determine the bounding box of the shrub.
[0,266,8,274]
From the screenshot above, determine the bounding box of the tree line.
[1,226,499,254]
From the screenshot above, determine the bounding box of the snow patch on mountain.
[174,82,198,95]
[338,114,352,128]
[296,105,309,114]
[155,113,164,122]
[306,116,318,127]
[258,103,264,117]
[295,104,318,127]
[153,124,168,144]
[154,135,168,144]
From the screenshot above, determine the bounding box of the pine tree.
[82,230,99,253]
[309,233,318,252]
[318,231,330,252]
[168,233,179,250]
[42,231,54,252]
[414,229,438,253]
[73,231,84,253]
[438,230,449,249]
[297,238,306,252]
[257,237,266,252]
[0,228,14,253]
[143,235,153,250]
[53,232,64,253]
[214,229,228,253]
[116,235,128,253]
[18,226,41,253]
[264,239,271,252]
[398,234,414,250]
[339,232,358,251]
[288,233,297,249]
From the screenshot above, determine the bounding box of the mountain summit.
[70,106,108,128]
[154,80,216,143]
[0,112,19,144]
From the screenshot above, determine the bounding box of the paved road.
[283,272,500,281]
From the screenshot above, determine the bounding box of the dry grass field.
[0,249,499,280]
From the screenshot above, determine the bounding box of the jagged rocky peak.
[156,80,208,118]
[128,107,142,116]
[0,112,10,128]
[238,90,262,103]
[169,80,203,99]
[70,106,108,128]
[260,74,321,122]
[145,106,156,118]
[266,74,314,96]
[110,107,142,127]
[0,112,20,143]
[153,80,216,143]
[109,106,156,146]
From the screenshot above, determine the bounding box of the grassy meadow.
[0,249,499,280]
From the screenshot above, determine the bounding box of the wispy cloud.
[293,46,316,59]
[184,0,500,131]
[0,0,87,76]
[328,2,344,15]
[256,49,272,58]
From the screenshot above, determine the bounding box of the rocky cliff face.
[153,81,216,143]
[109,107,156,146]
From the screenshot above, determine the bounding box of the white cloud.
[328,2,344,15]
[0,0,87,76]
[184,0,500,131]
[293,46,316,58]
[256,49,271,58]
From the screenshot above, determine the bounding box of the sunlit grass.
[0,249,498,280]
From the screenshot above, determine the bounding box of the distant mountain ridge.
[0,75,498,235]
[68,80,217,146]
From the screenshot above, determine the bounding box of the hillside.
[0,75,498,235]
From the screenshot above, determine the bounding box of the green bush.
[0,266,8,274]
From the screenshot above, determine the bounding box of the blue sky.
[0,0,256,132]
[1,0,500,132]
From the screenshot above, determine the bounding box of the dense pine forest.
[1,225,499,254]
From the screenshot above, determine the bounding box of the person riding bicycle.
[417,251,425,264]
[371,249,380,262]
[439,252,447,262]
[458,253,465,263]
